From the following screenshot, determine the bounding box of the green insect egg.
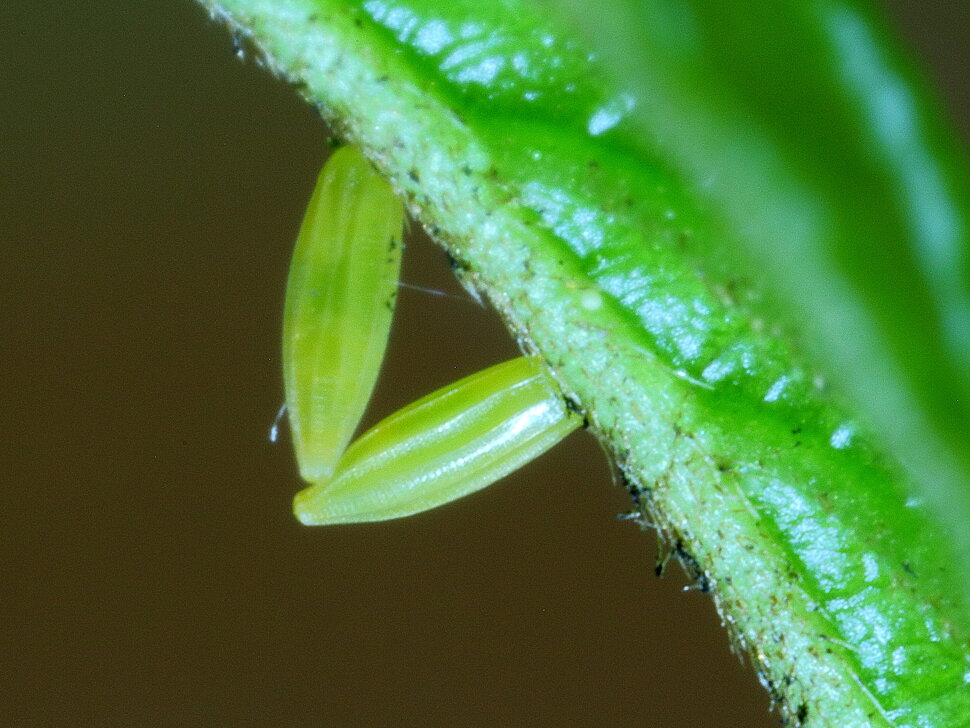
[293,356,582,525]
[283,146,404,482]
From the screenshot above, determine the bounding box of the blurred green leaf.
[553,0,970,571]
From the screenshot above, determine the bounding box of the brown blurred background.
[2,2,967,726]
